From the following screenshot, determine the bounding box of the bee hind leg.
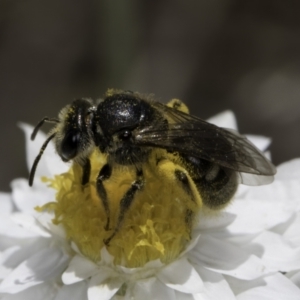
[104,169,144,246]
[156,158,202,235]
[174,169,199,233]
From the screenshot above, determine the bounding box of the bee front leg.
[96,164,112,230]
[104,169,144,246]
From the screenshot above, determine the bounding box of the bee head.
[29,99,96,186]
[55,99,96,163]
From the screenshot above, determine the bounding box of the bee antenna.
[31,117,59,141]
[29,132,56,186]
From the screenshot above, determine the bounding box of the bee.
[29,89,276,244]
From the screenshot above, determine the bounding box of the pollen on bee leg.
[156,158,203,210]
[153,157,203,240]
[166,98,189,114]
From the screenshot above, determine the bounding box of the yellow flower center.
[40,149,202,268]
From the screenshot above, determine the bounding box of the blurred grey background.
[0,0,299,191]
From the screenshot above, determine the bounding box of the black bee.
[29,89,276,244]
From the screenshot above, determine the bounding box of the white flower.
[266,158,300,290]
[0,112,299,299]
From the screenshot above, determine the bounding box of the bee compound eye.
[60,130,80,161]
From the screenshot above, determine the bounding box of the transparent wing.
[135,101,276,185]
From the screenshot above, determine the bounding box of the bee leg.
[174,169,195,199]
[156,158,202,208]
[185,209,194,235]
[104,169,144,245]
[81,158,91,186]
[96,164,112,231]
[156,157,201,236]
[174,169,197,234]
[166,99,189,114]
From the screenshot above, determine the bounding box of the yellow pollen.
[39,149,201,268]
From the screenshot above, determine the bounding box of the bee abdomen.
[182,156,238,209]
[204,164,220,182]
[198,165,237,209]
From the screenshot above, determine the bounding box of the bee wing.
[136,102,276,185]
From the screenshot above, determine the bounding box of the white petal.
[54,281,88,300]
[62,255,98,284]
[1,282,57,300]
[236,273,300,300]
[0,247,68,293]
[276,158,300,181]
[287,270,300,288]
[11,213,51,237]
[118,259,163,276]
[193,265,236,300]
[35,211,67,240]
[235,160,300,203]
[195,211,236,232]
[19,123,68,177]
[157,257,203,293]
[0,247,20,279]
[226,185,297,235]
[0,213,38,239]
[19,122,49,174]
[88,272,123,300]
[242,231,300,272]
[11,178,56,212]
[180,234,201,257]
[0,238,49,274]
[189,235,269,280]
[130,277,176,300]
[45,152,70,178]
[245,135,271,152]
[227,201,289,236]
[101,247,116,265]
[0,192,13,213]
[0,192,40,239]
[207,111,237,130]
[184,212,236,257]
[174,291,196,300]
[280,213,300,247]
